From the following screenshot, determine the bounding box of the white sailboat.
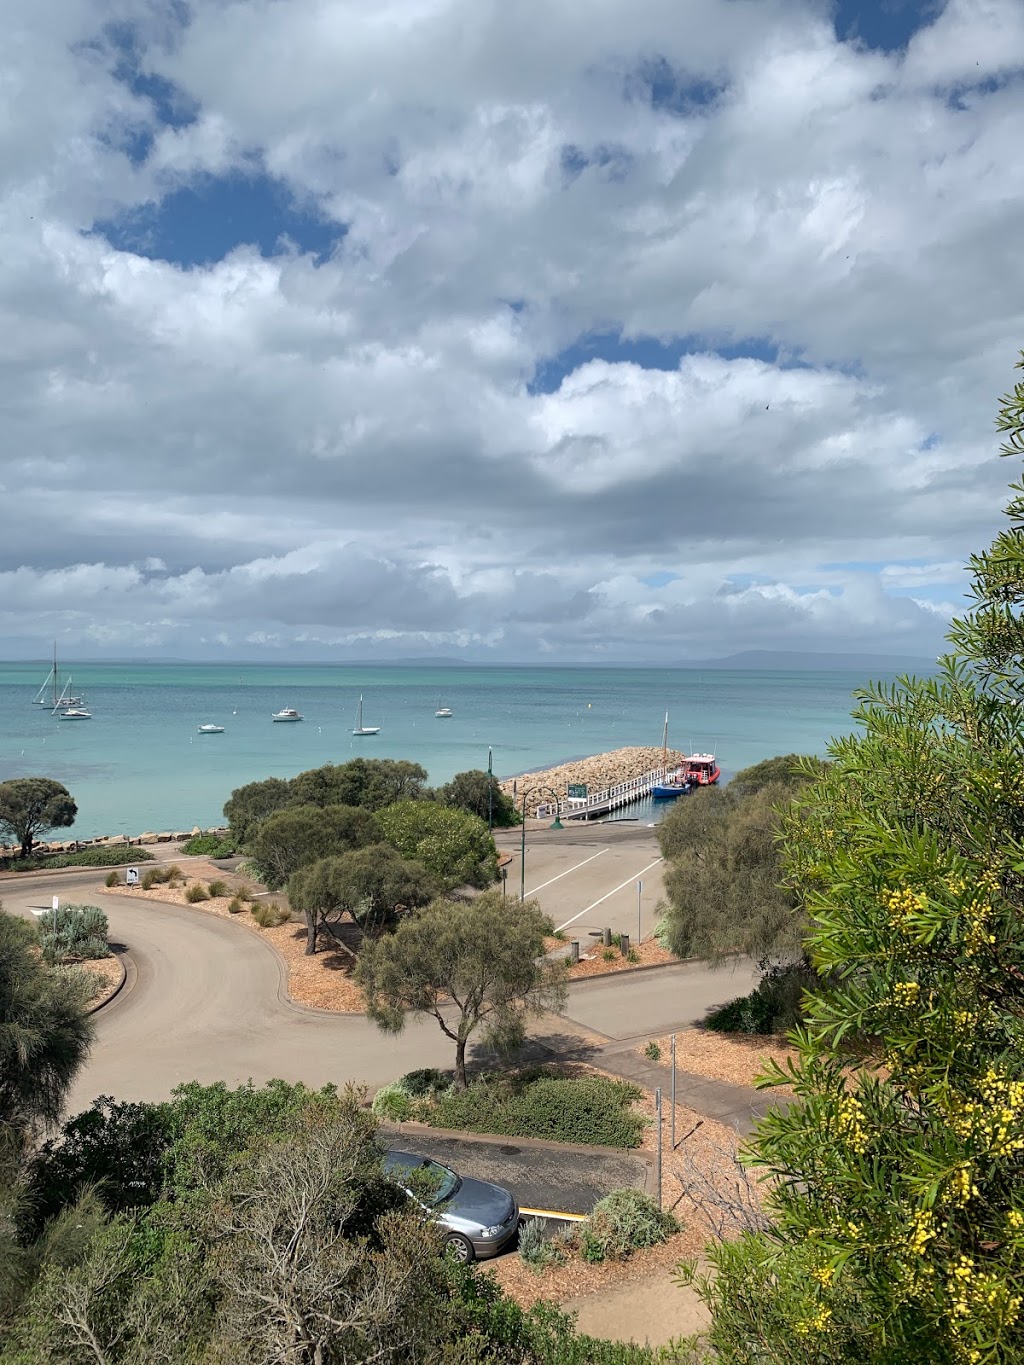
[352,695,380,736]
[435,696,453,718]
[33,644,81,707]
[198,724,225,734]
[52,674,90,719]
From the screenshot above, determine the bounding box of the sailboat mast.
[52,642,58,707]
[661,712,669,773]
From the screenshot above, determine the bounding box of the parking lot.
[493,823,667,944]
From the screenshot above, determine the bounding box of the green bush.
[424,1069,647,1148]
[207,879,229,898]
[250,902,287,928]
[626,948,640,964]
[371,1082,414,1122]
[1,844,156,872]
[581,1189,679,1263]
[38,904,110,965]
[227,896,245,914]
[704,960,813,1035]
[643,1041,661,1061]
[184,882,209,903]
[517,1217,566,1272]
[104,871,119,887]
[180,834,236,857]
[399,1068,449,1099]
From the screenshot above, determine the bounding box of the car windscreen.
[410,1158,460,1206]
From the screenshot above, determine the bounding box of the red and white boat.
[684,752,721,786]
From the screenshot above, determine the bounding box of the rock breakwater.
[499,746,684,817]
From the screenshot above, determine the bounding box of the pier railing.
[534,766,669,821]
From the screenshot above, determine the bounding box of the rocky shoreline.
[0,825,231,859]
[499,746,685,817]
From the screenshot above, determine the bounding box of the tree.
[222,776,291,846]
[356,891,566,1089]
[246,803,380,891]
[0,909,93,1139]
[687,358,1024,1361]
[288,845,436,953]
[0,778,77,860]
[439,768,518,827]
[376,800,498,890]
[289,758,429,812]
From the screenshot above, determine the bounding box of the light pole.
[519,783,563,902]
[487,746,494,835]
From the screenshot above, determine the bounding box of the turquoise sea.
[0,661,901,840]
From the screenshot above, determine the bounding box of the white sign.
[52,895,59,911]
[126,867,140,885]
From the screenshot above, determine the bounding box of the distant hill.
[684,650,938,672]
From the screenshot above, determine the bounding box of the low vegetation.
[581,1189,679,1263]
[183,882,209,903]
[36,904,110,965]
[179,833,236,857]
[1,843,155,872]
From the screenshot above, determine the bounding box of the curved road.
[1,871,759,1118]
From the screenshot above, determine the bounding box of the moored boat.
[435,696,453,718]
[272,708,303,722]
[352,695,380,736]
[684,752,721,786]
[651,712,693,799]
[58,707,92,720]
[198,724,225,734]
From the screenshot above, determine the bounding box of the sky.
[1,0,1023,664]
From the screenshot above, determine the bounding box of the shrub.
[626,948,640,964]
[581,1189,679,1263]
[371,1082,414,1122]
[399,1068,449,1098]
[38,904,110,965]
[184,883,210,903]
[653,915,672,950]
[643,1041,661,1062]
[140,869,158,890]
[424,1070,647,1148]
[180,834,236,857]
[704,960,813,1035]
[250,902,287,928]
[165,864,182,880]
[227,896,245,914]
[234,883,254,901]
[104,871,119,887]
[42,845,154,869]
[207,879,229,898]
[517,1217,566,1272]
[602,948,616,962]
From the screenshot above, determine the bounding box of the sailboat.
[33,644,81,707]
[651,712,691,800]
[352,695,380,736]
[435,696,453,718]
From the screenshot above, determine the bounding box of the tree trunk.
[454,1035,468,1091]
[304,907,318,955]
[21,832,32,859]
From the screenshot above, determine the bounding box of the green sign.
[567,783,588,798]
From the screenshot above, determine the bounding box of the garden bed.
[636,1029,799,1095]
[79,956,123,1009]
[104,867,367,1012]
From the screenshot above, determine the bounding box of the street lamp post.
[519,783,563,902]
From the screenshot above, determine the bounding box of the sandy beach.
[499,746,685,817]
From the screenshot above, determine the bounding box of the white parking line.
[554,857,664,933]
[525,848,609,897]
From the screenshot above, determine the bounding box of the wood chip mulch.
[637,1029,799,1095]
[79,956,123,1009]
[103,867,367,1013]
[544,936,678,978]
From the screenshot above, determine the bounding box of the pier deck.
[535,767,672,822]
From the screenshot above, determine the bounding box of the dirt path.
[561,1267,710,1347]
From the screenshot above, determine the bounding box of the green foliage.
[222,775,292,845]
[421,1068,647,1147]
[0,844,154,872]
[249,902,288,928]
[704,960,816,1035]
[658,772,811,965]
[517,1216,567,1272]
[370,1082,414,1121]
[729,753,827,798]
[581,1189,679,1264]
[644,1041,662,1061]
[103,871,118,887]
[289,758,429,812]
[356,893,566,1089]
[399,1068,449,1098]
[206,879,228,898]
[287,844,436,952]
[0,909,94,1134]
[626,947,640,964]
[227,896,244,914]
[376,799,498,889]
[0,778,77,859]
[183,882,209,903]
[248,802,381,890]
[696,359,1024,1362]
[439,768,519,827]
[602,947,616,961]
[37,905,110,966]
[180,833,236,857]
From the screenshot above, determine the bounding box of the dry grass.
[638,1029,799,1095]
[105,867,367,1013]
[79,955,123,1008]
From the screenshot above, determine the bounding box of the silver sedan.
[382,1149,521,1263]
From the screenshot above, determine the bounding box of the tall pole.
[520,790,527,902]
[671,1033,677,1150]
[487,746,493,835]
[637,879,642,946]
[655,1087,663,1209]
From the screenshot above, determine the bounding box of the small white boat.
[435,696,453,718]
[58,707,92,720]
[272,708,303,722]
[198,724,225,734]
[352,695,380,736]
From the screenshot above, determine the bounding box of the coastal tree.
[376,801,498,890]
[246,803,380,890]
[289,758,430,812]
[287,845,436,952]
[0,909,94,1138]
[222,776,291,847]
[0,778,77,860]
[685,357,1024,1361]
[355,891,566,1089]
[439,768,518,827]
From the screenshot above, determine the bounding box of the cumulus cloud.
[1,0,1022,662]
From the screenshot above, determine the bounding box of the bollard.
[602,927,612,947]
[569,940,580,965]
[619,933,630,956]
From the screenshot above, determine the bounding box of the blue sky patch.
[625,57,725,114]
[559,143,632,185]
[528,332,791,395]
[92,171,343,268]
[833,0,944,53]
[641,571,681,588]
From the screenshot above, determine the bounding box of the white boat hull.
[198,725,225,734]
[59,710,91,720]
[352,727,380,735]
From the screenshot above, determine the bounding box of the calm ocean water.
[0,661,901,840]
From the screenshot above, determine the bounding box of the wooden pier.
[535,766,671,822]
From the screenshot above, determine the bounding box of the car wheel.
[444,1233,475,1264]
